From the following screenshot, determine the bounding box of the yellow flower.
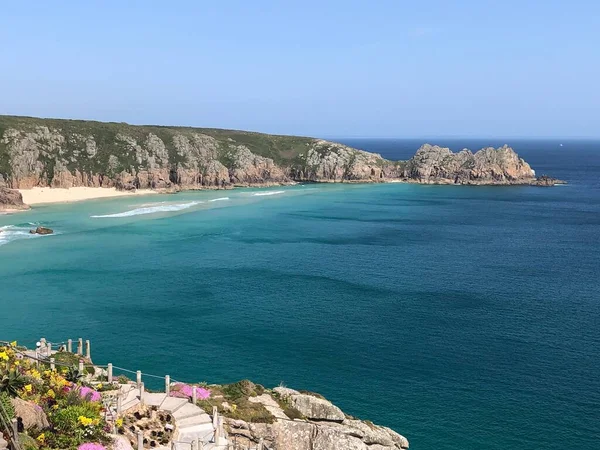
[0,351,8,361]
[24,384,32,393]
[78,416,94,426]
[231,404,237,412]
[14,361,20,366]
[96,383,103,390]
[10,341,17,348]
[47,389,55,399]
[36,433,45,443]
[52,404,58,410]
[43,370,51,377]
[116,418,123,427]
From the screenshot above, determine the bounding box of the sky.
[1,0,599,138]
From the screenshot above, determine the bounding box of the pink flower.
[79,386,101,402]
[169,383,210,400]
[197,387,211,400]
[78,443,106,450]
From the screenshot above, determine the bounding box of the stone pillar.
[136,371,142,389]
[191,439,197,450]
[85,340,91,359]
[139,383,145,404]
[78,359,84,374]
[107,363,113,383]
[116,395,122,414]
[77,338,83,355]
[46,342,52,357]
[11,418,18,438]
[165,375,170,395]
[258,438,264,450]
[192,386,197,404]
[50,358,55,371]
[67,339,72,353]
[213,420,220,445]
[137,431,143,450]
[212,406,218,428]
[217,416,224,445]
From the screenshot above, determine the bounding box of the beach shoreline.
[18,187,158,206]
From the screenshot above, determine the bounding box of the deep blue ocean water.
[1,139,599,449]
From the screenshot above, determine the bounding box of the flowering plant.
[78,443,107,450]
[170,383,211,400]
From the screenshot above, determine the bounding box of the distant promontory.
[0,115,562,209]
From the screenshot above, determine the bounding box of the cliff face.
[403,144,536,184]
[0,116,548,191]
[0,186,28,210]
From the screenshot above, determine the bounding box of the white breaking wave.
[0,225,41,247]
[91,201,202,218]
[209,197,230,202]
[253,191,285,197]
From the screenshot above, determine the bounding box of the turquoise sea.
[1,139,599,449]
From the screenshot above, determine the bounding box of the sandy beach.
[19,187,157,205]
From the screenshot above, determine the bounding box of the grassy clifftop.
[0,115,315,172]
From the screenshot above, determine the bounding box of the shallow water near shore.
[1,139,599,449]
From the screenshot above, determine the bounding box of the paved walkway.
[117,384,227,450]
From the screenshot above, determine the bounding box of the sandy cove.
[19,187,157,206]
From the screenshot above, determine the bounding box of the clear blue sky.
[1,1,598,138]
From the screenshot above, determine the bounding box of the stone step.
[175,422,214,442]
[123,389,140,404]
[142,392,168,407]
[159,396,189,413]
[176,413,212,429]
[173,403,205,421]
[172,439,227,450]
[204,440,229,450]
[121,398,141,412]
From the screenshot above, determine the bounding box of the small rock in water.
[30,226,53,235]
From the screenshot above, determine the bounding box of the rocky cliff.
[403,143,537,184]
[0,115,555,192]
[225,385,410,450]
[0,186,28,211]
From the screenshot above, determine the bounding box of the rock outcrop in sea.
[403,143,538,185]
[0,115,559,197]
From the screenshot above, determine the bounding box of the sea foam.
[209,197,230,202]
[253,191,284,197]
[91,201,201,218]
[0,225,42,246]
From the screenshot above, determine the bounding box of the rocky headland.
[0,115,563,210]
[0,340,408,450]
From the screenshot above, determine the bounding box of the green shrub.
[227,401,275,423]
[222,380,259,401]
[18,433,39,450]
[0,366,26,397]
[0,391,15,419]
[64,365,83,383]
[51,403,101,433]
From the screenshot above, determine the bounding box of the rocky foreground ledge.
[0,340,408,450]
[207,382,409,450]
